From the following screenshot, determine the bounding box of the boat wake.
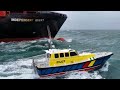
[99,61,110,72]
[64,71,103,79]
[0,58,34,79]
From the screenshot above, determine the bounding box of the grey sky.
[55,11,120,30]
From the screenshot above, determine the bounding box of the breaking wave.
[66,39,73,42]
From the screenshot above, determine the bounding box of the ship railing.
[36,11,50,14]
[34,59,49,68]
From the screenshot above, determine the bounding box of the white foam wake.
[0,58,37,79]
[99,61,110,72]
[64,71,103,79]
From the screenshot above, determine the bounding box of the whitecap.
[66,39,73,42]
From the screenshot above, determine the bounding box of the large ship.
[0,11,67,42]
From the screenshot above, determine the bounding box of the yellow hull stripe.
[88,60,96,67]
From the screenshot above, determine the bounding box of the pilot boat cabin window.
[65,53,69,57]
[70,52,77,56]
[60,53,64,57]
[55,54,59,58]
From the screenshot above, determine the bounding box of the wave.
[66,38,73,43]
[64,71,103,79]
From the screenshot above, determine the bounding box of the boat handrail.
[34,59,49,68]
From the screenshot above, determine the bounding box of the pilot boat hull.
[33,53,113,77]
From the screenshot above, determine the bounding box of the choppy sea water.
[0,30,119,79]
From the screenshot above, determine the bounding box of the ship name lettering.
[11,18,34,22]
[35,19,44,22]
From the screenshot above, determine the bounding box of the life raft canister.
[0,11,6,17]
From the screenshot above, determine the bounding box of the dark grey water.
[0,30,119,79]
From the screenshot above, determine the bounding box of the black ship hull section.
[0,11,67,42]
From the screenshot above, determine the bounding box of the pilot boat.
[32,25,113,77]
[33,49,113,77]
